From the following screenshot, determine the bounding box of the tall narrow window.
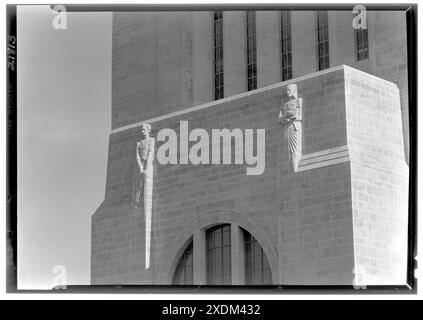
[206,224,231,285]
[316,11,329,71]
[243,230,272,285]
[280,11,292,81]
[213,11,224,100]
[246,11,257,91]
[172,242,193,285]
[355,19,369,60]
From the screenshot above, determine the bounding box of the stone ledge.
[296,145,350,172]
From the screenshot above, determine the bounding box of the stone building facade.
[91,10,409,286]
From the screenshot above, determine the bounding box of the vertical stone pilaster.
[256,11,281,87]
[231,224,245,285]
[223,11,246,96]
[193,229,206,285]
[193,11,214,105]
[291,11,316,77]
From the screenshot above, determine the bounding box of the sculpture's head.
[140,123,151,139]
[286,84,298,99]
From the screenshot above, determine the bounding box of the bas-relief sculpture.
[135,123,155,269]
[278,84,302,172]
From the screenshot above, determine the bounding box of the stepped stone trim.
[297,145,350,172]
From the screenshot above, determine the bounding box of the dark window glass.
[206,224,231,285]
[280,11,293,81]
[172,242,193,285]
[213,11,224,100]
[355,16,369,61]
[243,229,272,285]
[246,11,257,91]
[316,11,330,70]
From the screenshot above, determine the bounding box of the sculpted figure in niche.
[135,123,155,269]
[278,84,302,172]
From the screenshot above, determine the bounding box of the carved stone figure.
[278,84,302,172]
[135,123,155,269]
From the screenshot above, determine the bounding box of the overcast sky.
[17,5,112,289]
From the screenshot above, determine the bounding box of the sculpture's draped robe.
[136,137,155,269]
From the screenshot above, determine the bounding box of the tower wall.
[92,11,410,285]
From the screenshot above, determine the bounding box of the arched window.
[172,224,273,286]
[172,241,193,285]
[206,224,231,285]
[243,229,272,285]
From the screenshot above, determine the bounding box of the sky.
[17,5,112,289]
